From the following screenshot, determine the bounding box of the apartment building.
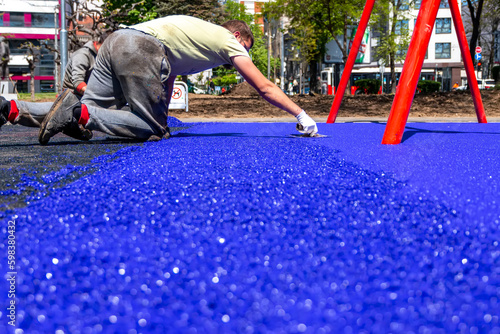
[413,0,463,90]
[0,0,60,93]
[323,0,465,91]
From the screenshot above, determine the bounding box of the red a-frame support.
[326,0,487,145]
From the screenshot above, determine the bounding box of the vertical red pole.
[449,0,487,123]
[326,0,376,123]
[381,0,441,144]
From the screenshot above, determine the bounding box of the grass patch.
[17,92,57,102]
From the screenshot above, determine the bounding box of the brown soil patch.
[22,82,500,119]
[169,82,500,119]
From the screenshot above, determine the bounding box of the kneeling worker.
[37,16,318,144]
[0,34,108,140]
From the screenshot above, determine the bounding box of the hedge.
[353,79,381,94]
[417,80,441,93]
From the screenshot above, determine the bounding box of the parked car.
[454,79,495,91]
[191,86,206,94]
[479,79,496,90]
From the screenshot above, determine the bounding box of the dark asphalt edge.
[0,126,189,218]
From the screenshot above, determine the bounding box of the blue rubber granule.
[0,122,499,333]
[167,116,185,129]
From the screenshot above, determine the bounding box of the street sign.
[475,53,482,61]
[169,81,189,111]
[475,46,482,53]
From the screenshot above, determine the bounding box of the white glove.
[295,110,318,134]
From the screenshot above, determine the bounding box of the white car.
[191,86,206,94]
[479,79,496,90]
[455,79,496,91]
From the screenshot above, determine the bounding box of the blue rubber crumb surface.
[0,122,499,333]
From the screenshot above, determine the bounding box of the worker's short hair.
[221,20,254,49]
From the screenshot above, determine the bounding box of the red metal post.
[381,0,442,144]
[449,0,487,123]
[326,0,376,123]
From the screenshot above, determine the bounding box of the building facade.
[323,0,464,92]
[0,0,60,93]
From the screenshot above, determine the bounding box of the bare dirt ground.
[169,81,500,120]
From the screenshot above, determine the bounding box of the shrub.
[353,79,381,94]
[213,74,238,86]
[417,80,441,93]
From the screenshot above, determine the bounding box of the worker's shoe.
[39,89,91,145]
[62,123,93,142]
[146,127,170,142]
[0,96,11,128]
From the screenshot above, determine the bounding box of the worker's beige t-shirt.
[132,15,250,76]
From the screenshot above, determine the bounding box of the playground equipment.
[326,0,487,144]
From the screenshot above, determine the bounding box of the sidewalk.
[173,116,500,123]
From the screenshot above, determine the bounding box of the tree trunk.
[390,53,396,93]
[466,0,484,62]
[340,14,351,95]
[299,62,303,94]
[309,59,319,93]
[30,66,35,101]
[488,19,498,77]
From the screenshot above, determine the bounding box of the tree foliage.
[213,1,276,77]
[373,0,411,93]
[265,0,364,62]
[155,0,227,24]
[101,0,158,26]
[103,0,227,25]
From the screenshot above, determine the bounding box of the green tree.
[224,0,254,22]
[266,0,365,64]
[154,0,226,23]
[374,0,411,93]
[217,1,277,76]
[102,0,227,25]
[101,0,158,26]
[265,0,365,94]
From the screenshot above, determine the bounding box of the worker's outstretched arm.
[232,55,317,134]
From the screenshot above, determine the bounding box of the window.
[435,43,451,59]
[395,20,409,35]
[396,0,409,10]
[439,0,449,8]
[32,13,55,28]
[9,39,40,55]
[436,18,451,34]
[415,0,448,9]
[40,80,55,92]
[9,66,29,77]
[39,40,55,75]
[396,48,407,58]
[9,12,25,27]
